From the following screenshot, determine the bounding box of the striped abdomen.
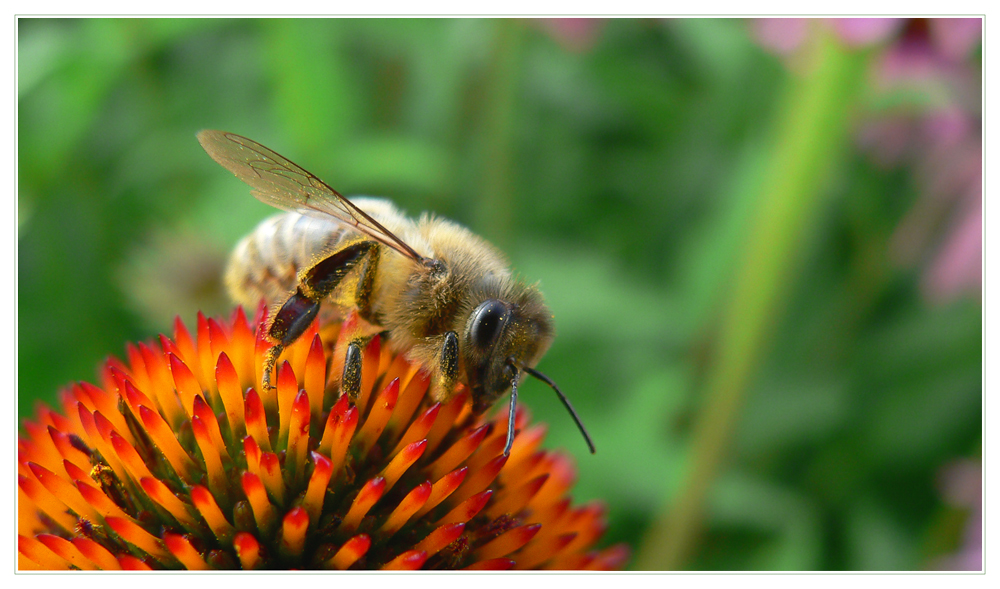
[225,212,353,311]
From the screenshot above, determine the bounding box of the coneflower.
[18,305,628,570]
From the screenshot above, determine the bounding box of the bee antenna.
[510,359,596,454]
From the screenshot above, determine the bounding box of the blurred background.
[18,18,981,571]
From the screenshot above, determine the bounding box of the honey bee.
[197,130,593,455]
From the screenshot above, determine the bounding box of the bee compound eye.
[470,299,510,349]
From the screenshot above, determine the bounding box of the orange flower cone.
[18,305,628,570]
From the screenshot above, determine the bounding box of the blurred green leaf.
[845,494,917,570]
[709,472,823,570]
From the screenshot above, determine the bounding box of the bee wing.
[197,130,425,263]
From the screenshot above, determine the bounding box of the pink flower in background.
[751,18,811,54]
[754,18,982,304]
[933,459,981,571]
[927,18,983,61]
[864,19,981,305]
[830,18,905,47]
[536,18,606,53]
[751,18,903,55]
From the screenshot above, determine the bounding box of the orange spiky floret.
[18,306,627,570]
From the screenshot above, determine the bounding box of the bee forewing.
[198,129,423,262]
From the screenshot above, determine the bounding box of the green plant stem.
[475,18,526,249]
[635,31,869,570]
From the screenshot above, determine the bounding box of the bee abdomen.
[225,212,349,309]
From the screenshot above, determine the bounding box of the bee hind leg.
[261,240,377,392]
[261,290,320,390]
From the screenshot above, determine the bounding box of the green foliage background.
[18,18,981,570]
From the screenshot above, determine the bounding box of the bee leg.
[263,290,320,390]
[432,331,460,401]
[261,240,377,392]
[261,344,284,391]
[341,340,363,400]
[503,374,519,456]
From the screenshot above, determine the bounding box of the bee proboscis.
[197,130,594,455]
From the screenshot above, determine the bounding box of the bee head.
[461,291,553,414]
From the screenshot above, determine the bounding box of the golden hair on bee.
[198,130,594,455]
